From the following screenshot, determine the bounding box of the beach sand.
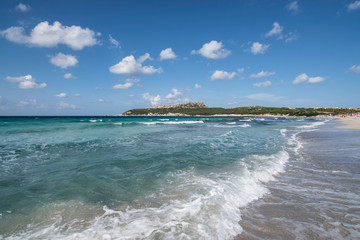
[235,119,360,239]
[336,117,360,129]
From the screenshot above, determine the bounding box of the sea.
[0,116,359,239]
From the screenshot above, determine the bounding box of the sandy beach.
[336,117,360,130]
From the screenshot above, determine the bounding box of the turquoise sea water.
[0,116,328,239]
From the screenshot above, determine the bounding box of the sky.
[0,0,359,116]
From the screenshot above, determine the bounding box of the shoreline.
[335,117,360,130]
[235,117,360,239]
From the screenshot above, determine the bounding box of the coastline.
[335,117,360,130]
[235,118,360,239]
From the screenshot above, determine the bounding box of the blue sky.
[0,0,359,115]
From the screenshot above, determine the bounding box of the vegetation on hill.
[118,103,360,117]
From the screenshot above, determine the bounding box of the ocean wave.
[297,120,327,129]
[238,123,251,128]
[141,121,204,125]
[4,150,290,240]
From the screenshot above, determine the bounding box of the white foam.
[238,119,251,122]
[226,122,237,125]
[5,150,290,240]
[238,124,251,128]
[89,120,97,123]
[280,129,287,136]
[141,121,204,125]
[297,120,327,129]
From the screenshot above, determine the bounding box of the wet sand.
[336,117,360,130]
[235,120,360,239]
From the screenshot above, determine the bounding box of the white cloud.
[348,1,360,11]
[55,93,67,98]
[142,93,161,106]
[293,73,309,84]
[285,32,297,43]
[73,93,81,97]
[211,70,237,81]
[246,93,283,102]
[160,48,177,60]
[253,81,272,87]
[237,68,245,74]
[17,99,37,107]
[58,102,77,109]
[287,1,299,13]
[250,42,269,55]
[5,75,46,89]
[349,64,360,74]
[293,73,325,84]
[165,88,183,99]
[266,22,283,37]
[308,76,325,83]
[50,53,78,69]
[98,98,104,102]
[109,34,120,48]
[15,3,31,12]
[0,21,99,50]
[112,78,139,89]
[191,40,231,59]
[64,73,76,79]
[250,71,275,78]
[109,53,162,76]
[195,84,201,89]
[112,82,134,90]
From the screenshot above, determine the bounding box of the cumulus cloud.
[112,78,139,89]
[98,98,104,102]
[293,73,308,84]
[55,93,67,98]
[348,1,360,10]
[73,93,81,97]
[250,42,269,55]
[165,88,183,99]
[15,3,31,12]
[58,102,77,109]
[308,76,325,83]
[64,73,76,79]
[293,73,325,84]
[195,84,201,89]
[246,93,283,102]
[142,93,161,106]
[5,75,46,89]
[211,70,237,81]
[266,22,283,37]
[287,1,299,13]
[191,40,231,59]
[253,81,272,87]
[49,53,78,69]
[109,53,162,76]
[250,71,275,78]
[0,21,99,50]
[349,64,360,74]
[160,48,177,60]
[109,34,120,48]
[112,82,134,90]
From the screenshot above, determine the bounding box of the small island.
[116,102,360,117]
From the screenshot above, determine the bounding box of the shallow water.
[0,116,350,239]
[236,121,360,239]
